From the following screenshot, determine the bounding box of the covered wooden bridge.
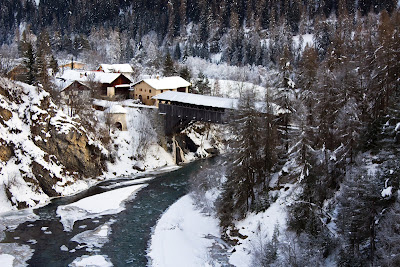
[153,91,238,135]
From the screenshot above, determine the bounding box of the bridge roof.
[153,91,237,109]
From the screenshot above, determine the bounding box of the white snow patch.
[57,184,146,231]
[0,254,14,267]
[107,105,127,114]
[70,255,113,267]
[381,186,393,198]
[140,76,190,90]
[293,34,314,50]
[148,194,220,267]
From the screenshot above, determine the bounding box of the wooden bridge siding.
[159,103,226,134]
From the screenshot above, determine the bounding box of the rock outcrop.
[0,78,106,210]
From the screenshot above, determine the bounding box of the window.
[147,96,149,99]
[149,89,152,93]
[140,88,142,91]
[161,90,163,93]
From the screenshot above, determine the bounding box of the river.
[1,157,219,266]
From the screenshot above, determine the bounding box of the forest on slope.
[0,0,399,265]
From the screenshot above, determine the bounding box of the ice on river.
[0,243,33,267]
[70,254,113,267]
[0,208,38,241]
[70,220,114,252]
[99,177,154,190]
[57,184,147,231]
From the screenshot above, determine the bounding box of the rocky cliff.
[0,78,106,211]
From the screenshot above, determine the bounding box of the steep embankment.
[0,78,106,212]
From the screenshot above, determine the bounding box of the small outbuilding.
[106,105,128,131]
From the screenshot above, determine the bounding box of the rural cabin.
[7,64,28,82]
[60,80,91,101]
[58,70,132,99]
[97,64,134,80]
[131,76,190,106]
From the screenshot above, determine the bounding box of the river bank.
[0,157,220,266]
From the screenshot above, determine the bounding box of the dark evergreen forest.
[0,0,397,42]
[0,0,399,265]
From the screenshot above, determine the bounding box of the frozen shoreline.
[147,194,221,267]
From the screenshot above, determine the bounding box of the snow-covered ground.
[228,185,294,266]
[148,194,220,267]
[148,185,293,267]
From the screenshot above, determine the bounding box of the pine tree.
[375,200,400,266]
[163,52,176,76]
[23,42,36,85]
[194,72,211,95]
[297,45,318,126]
[173,43,181,60]
[179,65,191,82]
[337,171,384,265]
[218,88,262,227]
[36,29,53,90]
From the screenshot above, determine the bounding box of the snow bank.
[0,254,14,267]
[229,186,292,267]
[70,255,113,267]
[148,194,220,267]
[57,184,146,231]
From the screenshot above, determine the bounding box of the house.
[59,70,132,99]
[131,76,190,106]
[97,64,134,80]
[60,80,92,100]
[60,61,87,70]
[7,64,28,82]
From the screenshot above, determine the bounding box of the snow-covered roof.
[60,80,91,92]
[153,91,291,115]
[153,91,237,109]
[59,70,131,84]
[107,105,127,114]
[137,76,191,90]
[99,64,133,73]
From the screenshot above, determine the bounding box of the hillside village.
[56,62,191,112]
[7,61,200,134]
